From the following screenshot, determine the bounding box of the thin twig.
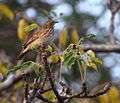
[83,44,120,52]
[0,44,118,93]
[27,88,38,103]
[24,83,29,102]
[41,76,47,90]
[107,0,120,44]
[62,82,111,101]
[42,52,64,103]
[36,93,54,103]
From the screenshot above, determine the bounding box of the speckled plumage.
[18,18,56,59]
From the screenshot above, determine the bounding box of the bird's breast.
[28,38,42,50]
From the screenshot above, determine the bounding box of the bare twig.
[107,0,120,44]
[83,44,120,52]
[42,52,64,103]
[63,82,111,101]
[41,76,48,90]
[0,54,112,103]
[24,83,29,102]
[27,88,38,103]
[36,93,54,103]
[0,43,116,96]
[39,88,52,94]
[0,44,117,94]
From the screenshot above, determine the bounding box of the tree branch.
[107,0,120,44]
[0,44,118,93]
[42,52,64,103]
[83,44,120,53]
[36,93,54,103]
[0,69,32,92]
[63,82,111,101]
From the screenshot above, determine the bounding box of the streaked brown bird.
[18,18,57,59]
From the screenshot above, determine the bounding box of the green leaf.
[89,63,98,71]
[87,50,95,57]
[78,34,96,44]
[64,51,75,66]
[84,34,96,39]
[42,91,56,102]
[64,51,74,61]
[66,56,76,68]
[24,23,38,33]
[9,61,42,76]
[46,45,53,53]
[48,54,60,63]
[93,57,102,65]
[13,61,34,71]
[32,63,41,77]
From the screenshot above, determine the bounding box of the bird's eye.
[46,25,48,28]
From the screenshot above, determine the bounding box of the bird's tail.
[17,49,28,60]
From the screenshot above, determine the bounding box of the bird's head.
[42,18,58,29]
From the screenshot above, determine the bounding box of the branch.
[0,69,32,92]
[85,82,111,98]
[83,44,120,53]
[63,82,111,101]
[0,43,117,94]
[36,93,54,103]
[42,53,64,103]
[107,0,120,44]
[0,44,118,93]
[0,74,22,92]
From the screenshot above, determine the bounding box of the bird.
[18,18,57,59]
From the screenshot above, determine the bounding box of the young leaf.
[17,19,28,41]
[93,57,102,65]
[0,4,14,20]
[64,51,74,65]
[87,50,95,57]
[71,29,79,44]
[42,91,56,102]
[24,23,38,33]
[14,61,33,71]
[78,34,96,44]
[66,56,76,68]
[10,61,41,73]
[48,54,60,63]
[46,45,53,53]
[59,29,68,49]
[32,62,41,77]
[89,63,98,71]
[84,34,96,39]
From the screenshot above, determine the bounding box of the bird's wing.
[23,28,40,48]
